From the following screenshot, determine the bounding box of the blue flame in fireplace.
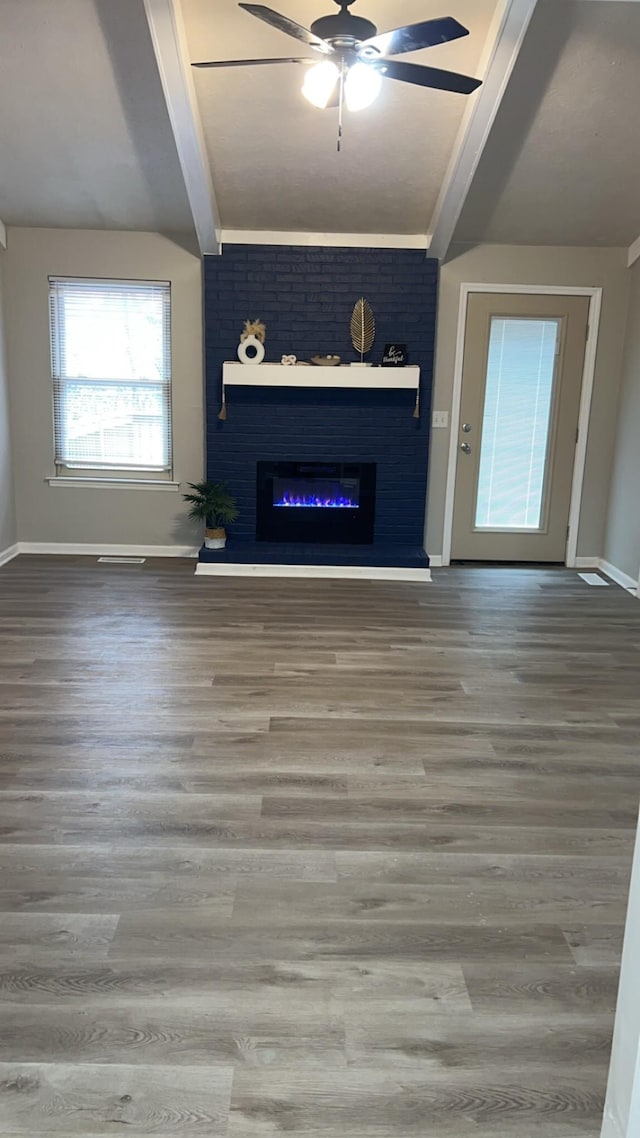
[275,493,358,509]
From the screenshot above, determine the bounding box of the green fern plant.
[182,481,239,530]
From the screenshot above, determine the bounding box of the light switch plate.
[432,411,449,428]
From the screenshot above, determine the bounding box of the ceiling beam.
[427,0,538,262]
[143,0,221,255]
[628,235,640,269]
[221,230,430,250]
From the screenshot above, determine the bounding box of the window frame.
[49,276,173,482]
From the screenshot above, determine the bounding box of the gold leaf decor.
[350,298,375,363]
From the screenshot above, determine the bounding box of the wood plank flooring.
[0,555,638,1136]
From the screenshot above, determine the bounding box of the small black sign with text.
[382,343,407,367]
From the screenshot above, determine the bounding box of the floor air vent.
[97,557,146,564]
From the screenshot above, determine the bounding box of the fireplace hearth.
[256,461,376,544]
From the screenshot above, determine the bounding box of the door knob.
[460,442,471,454]
[462,423,472,433]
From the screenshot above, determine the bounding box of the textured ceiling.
[2,0,637,249]
[183,0,498,234]
[456,0,640,247]
[0,0,193,231]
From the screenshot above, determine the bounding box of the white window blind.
[475,317,561,530]
[49,278,172,472]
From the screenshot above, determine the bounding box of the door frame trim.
[441,283,603,566]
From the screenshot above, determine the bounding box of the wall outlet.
[432,411,449,428]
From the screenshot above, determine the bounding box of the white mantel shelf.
[222,362,420,390]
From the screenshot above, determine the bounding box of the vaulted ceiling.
[182,0,498,235]
[456,0,640,247]
[0,0,193,231]
[0,0,638,254]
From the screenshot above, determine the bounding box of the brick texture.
[204,245,438,545]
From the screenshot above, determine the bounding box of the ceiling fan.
[193,2,482,146]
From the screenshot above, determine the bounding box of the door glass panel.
[475,317,561,530]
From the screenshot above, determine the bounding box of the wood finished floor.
[0,555,638,1136]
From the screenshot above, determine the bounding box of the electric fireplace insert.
[256,461,376,543]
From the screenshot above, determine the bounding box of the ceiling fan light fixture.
[302,60,340,108]
[344,61,382,111]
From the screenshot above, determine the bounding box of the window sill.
[46,477,181,492]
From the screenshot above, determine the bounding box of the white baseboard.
[599,558,638,594]
[196,562,432,582]
[0,542,19,567]
[427,554,443,567]
[600,1107,625,1138]
[16,542,198,558]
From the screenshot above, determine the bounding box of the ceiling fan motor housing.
[311,12,377,46]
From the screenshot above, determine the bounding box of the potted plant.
[182,480,239,550]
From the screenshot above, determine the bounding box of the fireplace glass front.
[256,462,376,543]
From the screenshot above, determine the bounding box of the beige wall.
[426,243,630,560]
[603,258,640,583]
[4,228,204,548]
[0,249,17,556]
[3,232,632,558]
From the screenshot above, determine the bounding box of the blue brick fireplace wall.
[204,245,438,546]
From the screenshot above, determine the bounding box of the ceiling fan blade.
[193,57,310,68]
[238,4,333,54]
[359,17,469,58]
[376,59,482,96]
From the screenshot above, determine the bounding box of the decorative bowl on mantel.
[310,355,341,366]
